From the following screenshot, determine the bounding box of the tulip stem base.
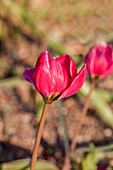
[30,103,48,170]
[62,80,96,170]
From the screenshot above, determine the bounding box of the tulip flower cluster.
[23,51,86,103]
[23,42,113,170]
[23,42,113,102]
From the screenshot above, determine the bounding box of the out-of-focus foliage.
[79,80,113,127]
[0,0,44,40]
[81,143,113,170]
[82,145,97,170]
[1,0,113,45]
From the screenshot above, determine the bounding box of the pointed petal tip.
[60,64,86,99]
[35,50,51,68]
[62,53,72,58]
[77,64,86,81]
[78,64,86,76]
[40,50,50,55]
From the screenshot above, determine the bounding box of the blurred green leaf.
[57,100,69,156]
[0,77,23,89]
[77,83,113,103]
[79,80,113,127]
[0,159,59,170]
[77,143,113,152]
[35,93,43,117]
[96,89,113,102]
[48,37,67,55]
[107,167,113,170]
[82,144,97,170]
[80,143,113,170]
[48,38,80,64]
[81,143,113,170]
[0,0,44,38]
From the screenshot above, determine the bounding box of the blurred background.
[0,0,113,169]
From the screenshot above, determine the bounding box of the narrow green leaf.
[77,143,113,152]
[57,100,69,156]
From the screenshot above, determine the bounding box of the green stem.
[30,103,48,170]
[57,100,69,157]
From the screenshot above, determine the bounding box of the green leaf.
[77,143,113,152]
[81,144,113,170]
[0,159,59,170]
[48,38,66,55]
[96,89,113,102]
[0,77,23,89]
[82,144,97,170]
[80,81,113,127]
[57,100,69,156]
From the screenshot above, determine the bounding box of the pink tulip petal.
[69,56,77,80]
[85,45,97,77]
[94,45,113,76]
[100,64,113,78]
[57,54,77,80]
[86,43,113,79]
[60,65,86,98]
[49,58,69,93]
[35,51,50,69]
[33,64,53,97]
[23,68,35,84]
[33,59,69,97]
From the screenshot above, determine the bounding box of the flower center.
[42,92,61,104]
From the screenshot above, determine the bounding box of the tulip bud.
[85,42,113,81]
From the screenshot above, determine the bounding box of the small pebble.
[104,128,112,137]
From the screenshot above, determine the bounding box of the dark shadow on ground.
[0,141,32,164]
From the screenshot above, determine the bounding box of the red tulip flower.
[23,51,86,103]
[85,42,113,80]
